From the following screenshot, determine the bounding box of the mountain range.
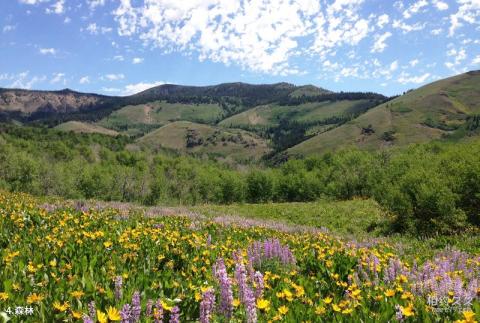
[1,70,479,160]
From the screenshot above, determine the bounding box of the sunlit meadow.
[0,191,479,322]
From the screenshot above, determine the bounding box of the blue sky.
[0,0,479,96]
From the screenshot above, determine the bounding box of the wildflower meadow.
[0,191,479,322]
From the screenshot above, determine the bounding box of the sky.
[0,0,479,96]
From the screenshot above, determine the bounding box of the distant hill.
[0,88,120,123]
[55,121,119,136]
[289,70,480,155]
[136,121,270,161]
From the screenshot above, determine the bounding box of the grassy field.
[289,71,480,155]
[97,101,224,136]
[55,121,119,136]
[219,100,371,129]
[2,191,477,322]
[136,121,270,161]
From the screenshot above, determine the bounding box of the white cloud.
[377,14,389,28]
[122,81,165,95]
[87,0,106,9]
[111,0,372,75]
[398,72,430,84]
[402,0,428,19]
[472,55,480,65]
[50,72,66,84]
[409,59,419,67]
[432,0,449,11]
[390,60,398,71]
[103,73,125,81]
[86,23,112,35]
[18,0,49,4]
[113,55,124,61]
[370,32,392,53]
[9,71,47,89]
[46,0,65,14]
[79,76,90,84]
[2,25,16,33]
[392,20,426,33]
[431,28,443,35]
[39,47,56,55]
[449,0,480,36]
[132,57,144,64]
[64,17,71,24]
[101,87,122,93]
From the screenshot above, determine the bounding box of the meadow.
[0,191,479,322]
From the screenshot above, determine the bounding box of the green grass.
[97,100,223,136]
[136,121,270,161]
[289,71,480,155]
[188,199,480,260]
[219,100,370,129]
[55,121,119,136]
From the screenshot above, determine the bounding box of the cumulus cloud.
[398,72,430,84]
[449,0,480,36]
[132,57,144,64]
[87,0,106,9]
[113,55,124,61]
[370,32,392,53]
[432,0,449,11]
[79,76,90,84]
[9,71,47,89]
[103,73,125,81]
[392,20,426,33]
[122,81,165,95]
[402,0,428,19]
[46,0,65,14]
[2,25,16,33]
[39,47,56,55]
[377,14,389,28]
[86,23,112,35]
[50,72,66,84]
[472,55,480,65]
[111,0,373,75]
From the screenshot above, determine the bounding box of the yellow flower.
[97,310,108,323]
[256,299,270,311]
[103,241,113,248]
[49,259,57,267]
[315,306,326,315]
[107,306,121,321]
[323,296,333,304]
[232,299,240,307]
[401,304,415,317]
[53,301,69,312]
[71,310,83,319]
[0,292,9,301]
[195,292,202,301]
[70,291,85,299]
[278,305,288,315]
[458,311,476,323]
[27,293,44,304]
[384,289,396,297]
[161,300,173,312]
[332,304,341,312]
[401,291,413,300]
[342,308,353,314]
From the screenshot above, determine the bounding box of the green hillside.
[219,100,374,130]
[289,70,480,155]
[55,121,119,136]
[136,121,270,161]
[97,101,224,136]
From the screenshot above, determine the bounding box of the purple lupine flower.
[243,285,257,323]
[131,291,141,322]
[213,259,233,319]
[253,271,264,300]
[146,299,154,317]
[234,262,248,302]
[200,288,215,323]
[169,306,180,323]
[88,301,96,320]
[154,299,164,323]
[82,315,94,323]
[120,303,132,322]
[115,276,123,301]
[395,305,404,322]
[247,239,296,269]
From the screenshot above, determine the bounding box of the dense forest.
[0,124,478,236]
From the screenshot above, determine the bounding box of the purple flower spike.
[200,288,215,323]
